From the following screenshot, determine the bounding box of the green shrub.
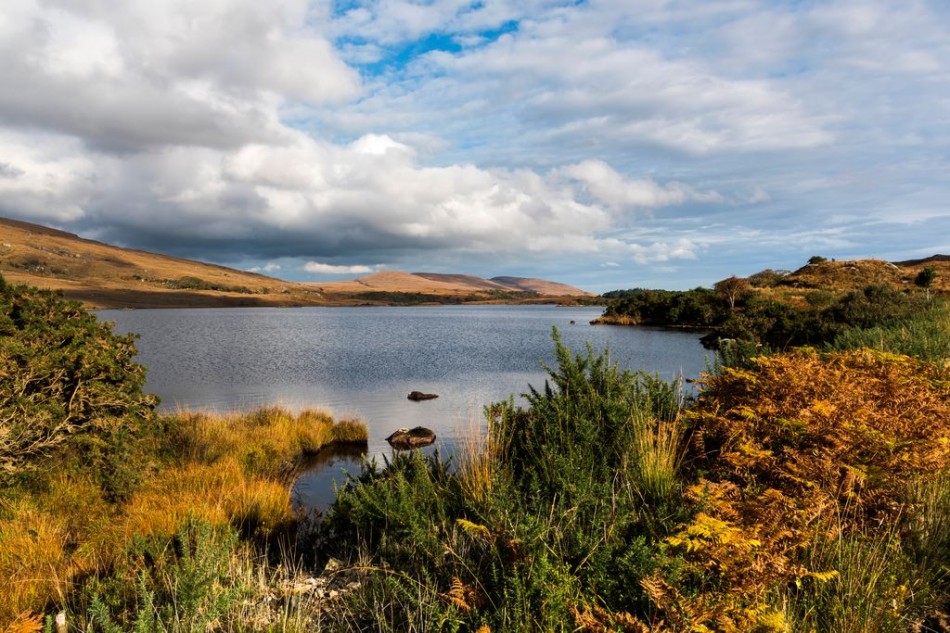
[318,331,690,629]
[82,517,246,632]
[0,276,157,496]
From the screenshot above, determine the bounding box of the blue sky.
[1,0,948,292]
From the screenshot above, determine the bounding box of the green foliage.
[81,517,245,632]
[808,255,828,265]
[828,302,950,361]
[601,287,723,327]
[166,276,254,294]
[318,330,689,629]
[916,265,938,289]
[708,285,948,362]
[0,276,157,496]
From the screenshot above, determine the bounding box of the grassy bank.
[0,406,367,626]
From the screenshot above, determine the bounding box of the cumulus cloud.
[557,160,722,209]
[304,262,378,275]
[0,0,359,152]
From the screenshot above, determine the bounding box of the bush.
[318,330,689,630]
[0,276,157,493]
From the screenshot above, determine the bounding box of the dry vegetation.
[657,348,950,628]
[755,257,950,306]
[0,406,367,624]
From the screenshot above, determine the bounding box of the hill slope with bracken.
[750,256,950,301]
[0,217,591,307]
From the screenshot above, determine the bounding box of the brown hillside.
[0,217,325,308]
[779,259,906,291]
[741,256,950,305]
[316,271,474,294]
[315,271,592,297]
[412,272,508,291]
[491,276,593,296]
[0,217,590,307]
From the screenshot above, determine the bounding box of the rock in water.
[385,426,437,449]
[407,391,438,401]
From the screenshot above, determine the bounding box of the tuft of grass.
[907,469,950,599]
[457,412,497,510]
[785,518,919,633]
[628,411,684,506]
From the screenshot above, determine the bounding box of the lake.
[100,305,712,513]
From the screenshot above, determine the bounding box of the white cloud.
[304,262,377,275]
[0,130,94,222]
[249,262,282,273]
[0,0,359,152]
[557,160,722,209]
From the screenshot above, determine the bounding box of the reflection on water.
[291,443,367,516]
[291,441,457,515]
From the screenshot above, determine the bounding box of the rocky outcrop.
[407,391,438,401]
[385,426,437,449]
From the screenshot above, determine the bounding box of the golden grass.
[0,406,367,623]
[457,414,497,509]
[590,314,640,326]
[630,413,684,503]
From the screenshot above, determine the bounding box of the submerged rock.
[385,426,437,449]
[407,390,439,401]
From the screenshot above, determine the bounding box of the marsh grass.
[785,515,919,633]
[0,406,367,623]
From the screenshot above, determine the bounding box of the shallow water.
[100,305,712,512]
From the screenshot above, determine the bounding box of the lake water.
[100,305,712,513]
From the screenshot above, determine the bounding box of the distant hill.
[0,217,591,308]
[489,276,590,296]
[0,217,326,308]
[315,271,592,298]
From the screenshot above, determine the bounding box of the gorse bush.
[0,276,157,494]
[319,330,689,630]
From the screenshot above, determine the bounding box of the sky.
[1,0,949,293]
